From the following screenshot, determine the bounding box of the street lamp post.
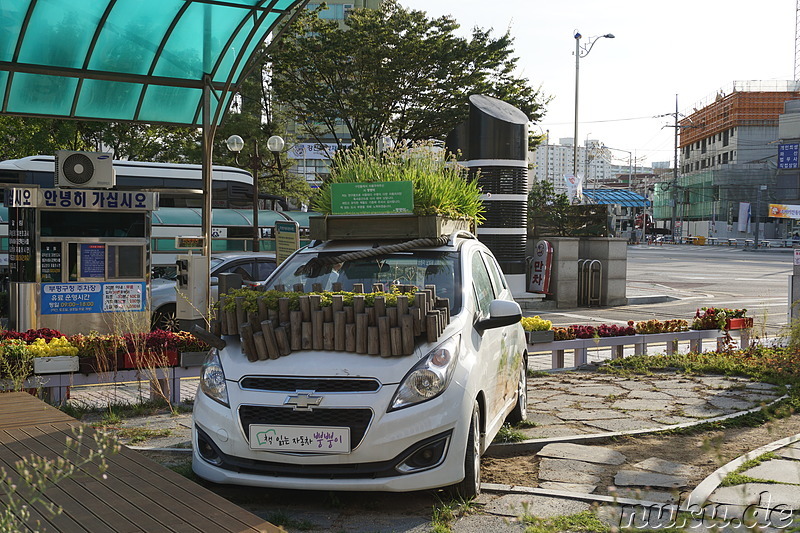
[226,134,285,252]
[573,31,614,180]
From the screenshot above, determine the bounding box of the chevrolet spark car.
[192,231,527,498]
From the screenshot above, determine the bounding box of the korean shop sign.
[331,181,414,214]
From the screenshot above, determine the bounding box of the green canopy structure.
[0,0,308,306]
[0,0,307,127]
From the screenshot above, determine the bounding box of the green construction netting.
[0,0,306,126]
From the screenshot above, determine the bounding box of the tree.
[0,116,201,162]
[269,0,550,148]
[528,180,609,237]
[215,61,314,206]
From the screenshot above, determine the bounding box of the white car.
[150,252,277,330]
[192,233,527,498]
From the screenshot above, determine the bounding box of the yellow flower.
[520,315,552,332]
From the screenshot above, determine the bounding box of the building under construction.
[652,80,800,240]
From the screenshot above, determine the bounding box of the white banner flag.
[564,173,583,204]
[737,202,751,233]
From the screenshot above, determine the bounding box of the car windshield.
[210,257,227,272]
[267,250,462,313]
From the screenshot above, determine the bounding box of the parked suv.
[191,232,527,498]
[150,252,276,330]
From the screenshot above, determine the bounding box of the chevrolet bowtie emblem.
[284,392,323,411]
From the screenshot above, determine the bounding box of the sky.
[400,0,797,167]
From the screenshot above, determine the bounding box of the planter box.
[527,330,555,343]
[122,350,179,370]
[726,317,753,330]
[79,354,123,374]
[180,351,208,368]
[309,215,470,241]
[33,356,79,374]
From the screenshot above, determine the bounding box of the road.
[534,244,795,336]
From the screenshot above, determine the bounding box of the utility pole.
[658,95,683,240]
[671,95,679,239]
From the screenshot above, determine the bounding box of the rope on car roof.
[295,236,449,276]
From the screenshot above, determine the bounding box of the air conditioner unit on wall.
[54,150,116,189]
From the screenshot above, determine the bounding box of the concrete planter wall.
[530,236,627,308]
[579,237,628,306]
[539,237,579,308]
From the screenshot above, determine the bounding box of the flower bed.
[635,319,689,334]
[0,328,210,377]
[692,307,749,331]
[552,322,637,341]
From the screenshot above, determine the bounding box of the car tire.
[152,304,177,331]
[505,356,528,424]
[448,401,481,500]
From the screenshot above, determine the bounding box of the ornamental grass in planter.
[312,143,485,225]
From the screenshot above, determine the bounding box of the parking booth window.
[107,245,145,279]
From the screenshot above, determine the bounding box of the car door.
[470,251,506,422]
[482,251,522,410]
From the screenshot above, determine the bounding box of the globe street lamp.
[573,31,614,182]
[226,134,285,252]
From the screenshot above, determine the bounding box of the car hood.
[217,316,465,385]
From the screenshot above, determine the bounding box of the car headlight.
[389,336,459,412]
[200,348,229,407]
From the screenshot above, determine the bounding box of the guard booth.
[6,186,158,335]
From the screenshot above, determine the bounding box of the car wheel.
[506,356,528,424]
[448,401,481,500]
[152,304,177,331]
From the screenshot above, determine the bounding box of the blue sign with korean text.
[41,282,146,315]
[779,143,800,169]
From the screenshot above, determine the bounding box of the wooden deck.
[0,392,283,533]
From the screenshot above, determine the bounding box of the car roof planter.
[217,283,451,361]
[309,214,472,240]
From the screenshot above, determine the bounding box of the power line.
[541,114,662,126]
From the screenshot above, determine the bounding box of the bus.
[0,156,310,268]
[0,154,289,209]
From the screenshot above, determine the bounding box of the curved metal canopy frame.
[0,0,308,315]
[0,0,307,128]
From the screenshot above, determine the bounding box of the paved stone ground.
[64,370,799,532]
[520,370,783,440]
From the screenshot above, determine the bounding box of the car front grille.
[240,376,381,393]
[239,405,373,449]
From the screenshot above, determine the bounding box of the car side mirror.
[474,299,522,334]
[210,277,218,287]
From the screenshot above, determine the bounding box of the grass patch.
[719,452,780,487]
[493,424,527,443]
[520,509,609,533]
[169,462,201,481]
[431,499,477,533]
[61,398,192,422]
[527,370,550,379]
[263,509,317,531]
[105,427,172,444]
